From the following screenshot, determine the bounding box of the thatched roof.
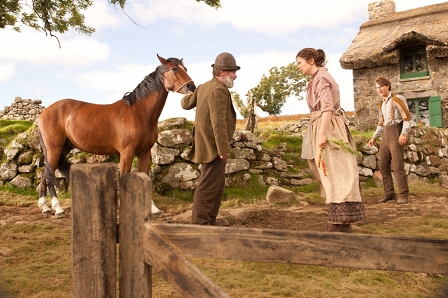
[340,2,448,70]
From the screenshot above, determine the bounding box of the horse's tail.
[57,153,71,179]
[38,131,71,188]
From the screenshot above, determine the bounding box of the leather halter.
[162,66,193,94]
[173,80,194,94]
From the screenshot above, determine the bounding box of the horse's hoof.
[42,210,52,217]
[55,212,66,218]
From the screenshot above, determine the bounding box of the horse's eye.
[172,67,177,71]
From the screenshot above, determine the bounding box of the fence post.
[71,163,118,298]
[119,172,153,298]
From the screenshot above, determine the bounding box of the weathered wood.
[119,172,153,298]
[71,163,118,298]
[148,223,448,274]
[70,164,448,297]
[144,226,231,298]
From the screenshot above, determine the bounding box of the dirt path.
[2,194,447,232]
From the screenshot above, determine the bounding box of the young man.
[368,76,412,204]
[181,52,240,225]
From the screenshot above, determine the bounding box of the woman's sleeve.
[315,77,334,112]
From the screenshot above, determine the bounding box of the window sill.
[399,76,431,82]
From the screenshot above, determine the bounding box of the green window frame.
[400,47,429,79]
[407,96,442,127]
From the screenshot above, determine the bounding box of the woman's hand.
[318,111,332,150]
[319,134,327,150]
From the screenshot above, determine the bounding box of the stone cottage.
[340,0,448,131]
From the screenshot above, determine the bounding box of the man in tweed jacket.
[181,52,239,225]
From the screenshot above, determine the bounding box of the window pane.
[415,53,427,72]
[418,100,430,126]
[407,100,417,126]
[402,54,414,73]
[407,99,430,127]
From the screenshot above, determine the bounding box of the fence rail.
[71,163,448,298]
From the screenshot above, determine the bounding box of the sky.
[0,0,446,121]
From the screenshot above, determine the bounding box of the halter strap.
[175,80,193,93]
[163,80,193,94]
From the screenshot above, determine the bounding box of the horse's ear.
[157,54,168,64]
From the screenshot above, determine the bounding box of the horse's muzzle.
[186,82,196,92]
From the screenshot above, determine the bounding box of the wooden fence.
[71,163,448,298]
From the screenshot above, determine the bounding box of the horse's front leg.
[137,151,161,217]
[38,178,52,216]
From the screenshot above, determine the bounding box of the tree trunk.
[245,90,257,132]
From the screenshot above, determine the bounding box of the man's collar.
[382,92,392,102]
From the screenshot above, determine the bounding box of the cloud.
[0,1,116,71]
[326,53,354,111]
[68,63,157,105]
[0,62,15,82]
[83,2,121,32]
[170,26,186,36]
[395,0,447,11]
[0,28,110,69]
[126,0,371,35]
[67,49,354,120]
[124,0,448,37]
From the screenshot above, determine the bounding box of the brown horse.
[37,54,196,217]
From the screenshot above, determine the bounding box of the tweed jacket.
[181,77,236,164]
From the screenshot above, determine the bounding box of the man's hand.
[398,135,407,146]
[220,153,230,160]
[368,138,375,146]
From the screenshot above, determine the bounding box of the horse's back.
[39,99,118,126]
[39,99,90,122]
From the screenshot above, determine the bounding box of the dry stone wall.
[0,97,45,121]
[1,115,448,191]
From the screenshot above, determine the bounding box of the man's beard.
[223,75,234,88]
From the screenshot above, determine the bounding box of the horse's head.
[157,54,196,94]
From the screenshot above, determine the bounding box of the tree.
[252,62,309,115]
[232,62,309,132]
[231,90,257,132]
[0,0,221,47]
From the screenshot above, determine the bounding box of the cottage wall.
[430,57,448,126]
[353,55,448,131]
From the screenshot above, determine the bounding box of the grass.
[1,115,448,297]
[1,216,447,298]
[0,183,71,207]
[262,133,308,171]
[1,181,448,297]
[0,224,72,298]
[0,120,34,146]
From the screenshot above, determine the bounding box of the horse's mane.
[121,58,184,105]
